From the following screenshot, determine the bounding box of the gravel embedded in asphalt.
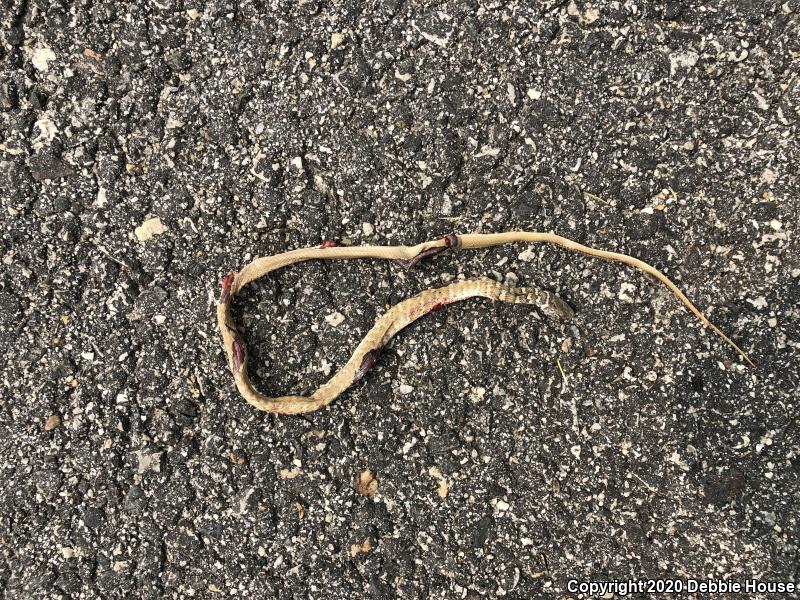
[1,1,798,598]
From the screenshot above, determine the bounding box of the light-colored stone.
[135,217,167,242]
[44,415,61,431]
[31,46,56,71]
[325,312,345,327]
[330,32,345,49]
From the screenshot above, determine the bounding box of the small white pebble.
[362,222,374,236]
[135,217,167,242]
[96,187,107,207]
[584,7,600,22]
[517,248,536,262]
[330,32,345,49]
[320,358,332,376]
[506,83,516,104]
[618,282,637,302]
[469,386,486,402]
[399,384,413,395]
[325,312,345,327]
[31,46,56,71]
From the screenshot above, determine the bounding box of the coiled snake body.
[217,232,751,414]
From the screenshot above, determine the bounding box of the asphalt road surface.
[1,1,798,598]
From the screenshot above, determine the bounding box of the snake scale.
[217,232,752,414]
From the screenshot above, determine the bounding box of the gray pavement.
[1,0,798,598]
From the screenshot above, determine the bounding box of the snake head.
[219,272,236,304]
[232,334,246,374]
[552,297,575,320]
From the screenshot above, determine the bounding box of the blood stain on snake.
[232,334,246,373]
[354,348,382,382]
[443,233,460,249]
[409,298,452,320]
[396,247,445,271]
[427,300,450,312]
[220,272,235,304]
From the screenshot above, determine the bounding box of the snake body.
[217,232,752,415]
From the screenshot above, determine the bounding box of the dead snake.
[217,232,752,414]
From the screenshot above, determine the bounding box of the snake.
[216,232,752,414]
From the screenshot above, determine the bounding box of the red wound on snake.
[396,234,460,270]
[321,240,337,248]
[232,335,245,373]
[410,297,452,320]
[444,233,460,249]
[220,273,235,304]
[396,247,444,271]
[428,300,449,312]
[354,348,381,382]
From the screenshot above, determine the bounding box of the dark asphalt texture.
[1,1,799,598]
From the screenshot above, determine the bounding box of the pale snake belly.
[217,232,751,414]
